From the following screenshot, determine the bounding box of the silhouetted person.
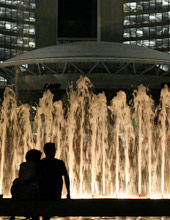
[39,142,70,199]
[10,149,42,220]
[11,149,42,199]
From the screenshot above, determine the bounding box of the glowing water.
[0,76,170,198]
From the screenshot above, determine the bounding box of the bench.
[0,198,170,217]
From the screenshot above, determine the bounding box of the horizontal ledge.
[0,198,170,217]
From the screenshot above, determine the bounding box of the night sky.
[58,0,97,38]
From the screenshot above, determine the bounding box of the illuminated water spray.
[0,76,170,198]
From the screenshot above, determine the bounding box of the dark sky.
[58,0,97,38]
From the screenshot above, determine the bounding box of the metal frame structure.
[0,41,170,82]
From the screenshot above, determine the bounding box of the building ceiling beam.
[70,62,84,75]
[114,63,130,74]
[102,62,111,74]
[140,64,156,75]
[42,63,59,74]
[87,63,99,74]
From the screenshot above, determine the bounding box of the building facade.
[123,0,170,52]
[0,0,36,62]
[36,0,123,47]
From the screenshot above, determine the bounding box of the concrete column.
[36,0,58,48]
[100,0,123,42]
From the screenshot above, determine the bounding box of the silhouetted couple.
[11,142,70,219]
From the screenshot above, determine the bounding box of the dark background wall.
[58,0,97,38]
[36,0,58,48]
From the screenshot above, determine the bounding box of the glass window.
[0,7,5,17]
[155,13,162,22]
[143,14,149,23]
[5,48,10,59]
[0,34,4,44]
[12,1,20,6]
[137,40,143,46]
[137,15,142,24]
[123,29,130,38]
[29,38,35,48]
[11,23,17,32]
[129,15,136,25]
[0,0,5,4]
[143,40,150,47]
[17,37,23,46]
[0,76,7,85]
[150,13,156,23]
[156,39,163,48]
[150,39,156,48]
[137,2,143,11]
[18,10,23,19]
[0,48,4,57]
[5,35,10,45]
[12,9,17,19]
[23,37,29,47]
[150,0,156,10]
[5,22,12,31]
[11,49,16,57]
[23,24,29,34]
[130,28,136,37]
[163,12,169,22]
[29,25,35,35]
[163,38,168,47]
[130,41,137,45]
[156,0,162,9]
[24,0,30,8]
[6,8,11,18]
[163,25,168,34]
[143,27,149,36]
[156,26,162,35]
[137,28,143,37]
[6,0,12,5]
[150,27,156,36]
[24,11,29,21]
[11,36,16,46]
[123,41,131,45]
[0,21,5,30]
[30,12,35,22]
[162,0,169,8]
[124,16,130,25]
[143,1,149,10]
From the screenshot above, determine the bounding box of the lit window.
[137,28,143,37]
[5,23,11,30]
[29,39,35,48]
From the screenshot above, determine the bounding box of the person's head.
[43,142,56,158]
[25,149,42,162]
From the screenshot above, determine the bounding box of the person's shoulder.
[54,158,66,166]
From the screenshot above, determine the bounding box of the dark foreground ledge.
[0,198,170,217]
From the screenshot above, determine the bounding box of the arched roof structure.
[0,41,170,80]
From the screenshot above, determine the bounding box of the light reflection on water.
[1,217,170,220]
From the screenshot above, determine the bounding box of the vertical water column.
[110,91,135,197]
[133,85,155,197]
[89,92,108,196]
[0,88,18,196]
[16,104,32,171]
[158,85,170,196]
[34,90,54,150]
[75,77,93,196]
[66,86,79,196]
[52,101,65,159]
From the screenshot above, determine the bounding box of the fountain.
[0,75,170,199]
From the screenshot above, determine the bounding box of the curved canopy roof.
[1,41,170,67]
